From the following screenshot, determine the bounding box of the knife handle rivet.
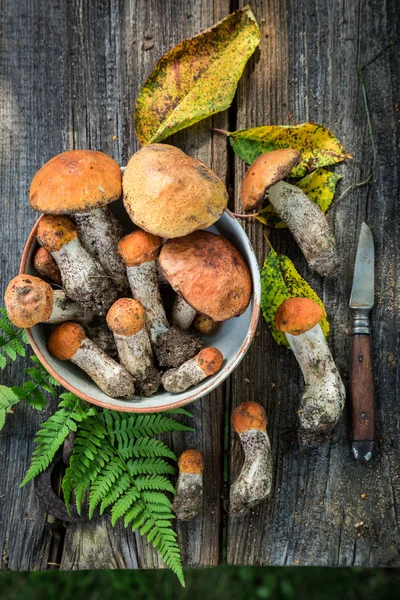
[361,412,366,419]
[358,355,363,362]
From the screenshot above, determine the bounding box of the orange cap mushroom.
[275,297,324,336]
[118,230,162,266]
[195,348,223,376]
[231,401,267,434]
[33,247,62,285]
[106,298,146,337]
[4,275,54,328]
[37,215,78,252]
[242,149,301,211]
[178,449,205,475]
[48,322,86,360]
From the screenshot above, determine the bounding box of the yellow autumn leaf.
[135,7,260,146]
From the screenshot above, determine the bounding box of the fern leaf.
[134,475,175,494]
[103,411,193,440]
[126,457,175,476]
[99,472,132,514]
[0,309,27,368]
[111,488,141,525]
[118,437,176,460]
[88,457,125,518]
[0,385,20,430]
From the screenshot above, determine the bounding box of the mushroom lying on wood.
[242,149,301,211]
[159,231,252,322]
[268,182,340,277]
[229,402,272,517]
[118,229,202,368]
[172,450,204,521]
[37,215,118,316]
[48,322,135,398]
[123,144,228,238]
[4,275,92,327]
[161,348,223,393]
[275,297,346,446]
[106,298,160,397]
[30,149,129,295]
[33,247,62,286]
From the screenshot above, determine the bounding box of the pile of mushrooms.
[5,147,252,400]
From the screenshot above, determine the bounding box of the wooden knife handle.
[351,334,374,441]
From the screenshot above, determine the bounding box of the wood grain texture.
[0,0,229,571]
[351,335,374,441]
[227,0,400,567]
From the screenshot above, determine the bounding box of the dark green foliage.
[0,308,27,368]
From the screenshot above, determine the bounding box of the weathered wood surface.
[0,0,399,572]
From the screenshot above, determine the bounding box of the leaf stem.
[209,127,228,136]
[334,37,399,205]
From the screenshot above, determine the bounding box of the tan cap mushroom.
[159,231,252,321]
[123,144,228,238]
[242,148,301,211]
[5,275,53,327]
[117,230,162,266]
[275,297,324,336]
[30,150,121,214]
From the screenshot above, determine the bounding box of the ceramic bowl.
[20,202,261,412]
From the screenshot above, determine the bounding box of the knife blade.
[349,222,375,462]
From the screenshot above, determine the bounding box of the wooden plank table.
[0,0,399,571]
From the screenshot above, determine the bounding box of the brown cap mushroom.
[159,231,252,321]
[117,230,162,266]
[123,144,228,238]
[37,215,78,252]
[242,148,301,211]
[275,297,325,336]
[106,298,146,337]
[5,275,53,327]
[33,247,62,285]
[30,150,121,214]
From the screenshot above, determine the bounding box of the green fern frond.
[126,457,175,476]
[0,308,28,368]
[102,411,194,442]
[0,385,20,430]
[134,475,175,493]
[20,393,95,487]
[12,357,61,409]
[165,407,193,417]
[118,437,177,460]
[99,472,132,515]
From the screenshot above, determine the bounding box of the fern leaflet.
[12,356,60,409]
[0,308,28,368]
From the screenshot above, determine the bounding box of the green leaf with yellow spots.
[261,248,329,347]
[134,7,260,146]
[229,123,352,177]
[255,168,342,228]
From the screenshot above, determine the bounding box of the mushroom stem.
[74,207,130,295]
[230,402,272,517]
[48,322,134,398]
[106,299,160,397]
[172,450,204,521]
[267,181,340,277]
[37,216,118,316]
[171,295,197,330]
[83,317,118,361]
[285,323,346,447]
[161,348,223,393]
[48,290,93,323]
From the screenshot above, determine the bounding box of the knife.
[349,222,375,462]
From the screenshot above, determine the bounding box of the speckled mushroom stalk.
[4,275,93,327]
[118,229,202,368]
[172,450,204,521]
[48,322,135,398]
[33,247,62,286]
[276,298,346,446]
[161,348,223,393]
[171,295,197,330]
[74,206,130,296]
[229,402,272,517]
[37,215,118,316]
[268,181,340,277]
[106,298,160,397]
[30,149,130,295]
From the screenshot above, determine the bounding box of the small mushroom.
[4,275,92,327]
[118,229,202,368]
[33,247,62,285]
[161,348,223,393]
[268,182,340,277]
[123,144,228,238]
[229,402,272,517]
[193,314,219,336]
[159,231,252,322]
[30,149,129,295]
[241,148,301,211]
[275,298,346,446]
[106,298,160,397]
[172,450,204,521]
[37,215,118,316]
[48,322,135,398]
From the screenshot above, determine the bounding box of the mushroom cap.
[178,449,205,474]
[231,402,267,434]
[48,322,86,360]
[275,297,324,336]
[106,298,146,336]
[33,247,62,285]
[195,348,223,376]
[159,231,252,321]
[30,150,122,214]
[4,275,54,328]
[193,314,218,336]
[37,215,77,252]
[123,144,228,238]
[118,229,162,266]
[242,149,302,211]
